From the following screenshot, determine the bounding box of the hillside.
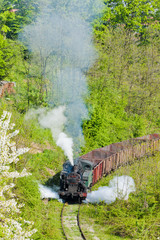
[0,0,160,239]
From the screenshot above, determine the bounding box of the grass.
[25,149,65,184]
[80,215,130,240]
[80,152,160,240]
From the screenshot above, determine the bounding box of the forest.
[0,0,160,239]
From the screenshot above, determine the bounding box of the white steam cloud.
[39,184,59,199]
[56,132,73,165]
[21,0,104,158]
[37,106,66,139]
[86,176,136,204]
[25,106,74,165]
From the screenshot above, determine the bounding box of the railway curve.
[61,203,86,240]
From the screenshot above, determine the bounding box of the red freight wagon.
[79,134,160,186]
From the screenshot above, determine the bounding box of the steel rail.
[77,204,87,240]
[61,203,68,240]
[61,203,86,240]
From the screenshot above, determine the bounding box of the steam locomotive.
[59,159,93,202]
[59,134,160,202]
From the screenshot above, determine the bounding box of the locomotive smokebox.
[59,159,94,202]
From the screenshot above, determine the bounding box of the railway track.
[61,203,86,240]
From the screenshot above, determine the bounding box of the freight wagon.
[59,134,160,202]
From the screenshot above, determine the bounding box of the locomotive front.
[59,160,87,202]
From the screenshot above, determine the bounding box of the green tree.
[101,0,160,31]
[0,34,16,80]
[83,25,160,152]
[0,0,39,39]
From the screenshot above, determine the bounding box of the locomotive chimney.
[73,165,78,172]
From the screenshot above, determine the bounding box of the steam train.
[59,134,160,202]
[59,159,93,202]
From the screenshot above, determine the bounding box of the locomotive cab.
[80,160,94,189]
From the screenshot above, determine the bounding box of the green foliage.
[15,176,64,240]
[0,34,16,80]
[12,80,48,113]
[0,0,39,39]
[16,175,40,208]
[83,99,133,151]
[101,0,160,32]
[83,25,160,153]
[0,0,48,108]
[26,149,64,183]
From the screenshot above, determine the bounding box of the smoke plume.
[25,106,74,165]
[86,176,136,204]
[21,0,104,163]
